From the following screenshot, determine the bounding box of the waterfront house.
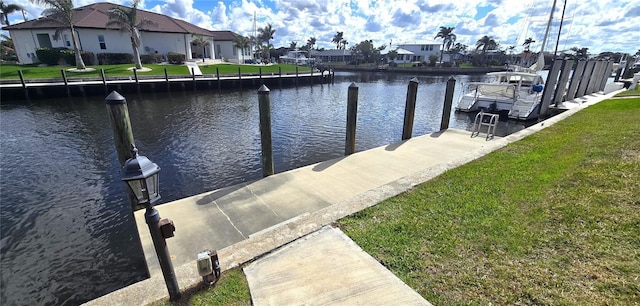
[396,41,443,63]
[3,2,217,64]
[310,49,354,63]
[211,30,251,63]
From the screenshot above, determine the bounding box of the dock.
[83,88,623,306]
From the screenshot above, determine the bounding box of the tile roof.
[3,2,212,36]
[211,31,240,41]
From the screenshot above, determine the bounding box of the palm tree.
[258,23,275,60]
[340,40,348,50]
[332,31,343,49]
[475,35,497,66]
[233,35,250,63]
[29,0,86,69]
[306,36,316,59]
[434,26,456,65]
[249,35,262,60]
[191,34,208,62]
[289,41,297,50]
[1,0,23,25]
[523,37,535,52]
[106,0,156,69]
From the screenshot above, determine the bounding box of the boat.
[456,70,545,120]
[456,0,561,121]
[279,50,316,65]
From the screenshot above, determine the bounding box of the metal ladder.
[471,111,499,140]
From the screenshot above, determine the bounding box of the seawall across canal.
[84,88,623,305]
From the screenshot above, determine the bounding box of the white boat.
[456,0,561,121]
[456,71,545,120]
[280,51,316,65]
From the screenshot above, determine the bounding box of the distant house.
[381,47,414,64]
[396,41,442,62]
[211,30,250,63]
[3,2,216,64]
[310,49,353,63]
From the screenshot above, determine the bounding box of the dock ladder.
[471,111,499,140]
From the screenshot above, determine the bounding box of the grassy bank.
[0,63,310,80]
[339,97,640,304]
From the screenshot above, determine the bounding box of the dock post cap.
[349,82,358,88]
[105,91,126,105]
[258,84,270,94]
[448,76,456,81]
[410,77,419,83]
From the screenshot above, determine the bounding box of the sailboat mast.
[540,0,558,54]
[553,0,567,56]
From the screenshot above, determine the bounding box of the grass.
[615,85,640,97]
[0,63,310,80]
[339,97,640,304]
[151,268,251,306]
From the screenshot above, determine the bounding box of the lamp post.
[121,145,181,301]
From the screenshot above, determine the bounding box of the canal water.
[0,71,532,305]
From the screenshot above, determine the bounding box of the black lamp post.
[121,145,181,301]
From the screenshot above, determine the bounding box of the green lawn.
[340,97,640,304]
[151,268,251,306]
[0,63,310,80]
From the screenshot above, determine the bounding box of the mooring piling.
[345,82,359,155]
[258,85,274,177]
[440,77,456,130]
[402,78,419,140]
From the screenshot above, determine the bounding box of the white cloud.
[2,0,637,55]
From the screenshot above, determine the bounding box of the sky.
[4,0,640,55]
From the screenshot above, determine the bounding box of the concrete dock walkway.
[84,88,623,306]
[133,129,499,275]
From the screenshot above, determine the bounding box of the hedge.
[140,53,163,64]
[35,48,94,66]
[167,52,185,64]
[97,53,134,65]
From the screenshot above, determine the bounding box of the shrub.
[97,53,134,65]
[441,61,453,68]
[167,52,185,64]
[140,54,163,64]
[428,55,438,66]
[35,48,62,65]
[61,49,95,66]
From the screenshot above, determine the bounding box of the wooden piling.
[61,69,70,96]
[191,67,196,91]
[566,60,586,101]
[345,82,359,155]
[576,61,596,98]
[553,60,574,106]
[440,77,456,130]
[100,68,108,93]
[539,59,562,116]
[402,78,419,140]
[216,67,221,90]
[279,66,282,88]
[295,66,299,86]
[258,85,274,177]
[18,70,29,99]
[103,90,150,276]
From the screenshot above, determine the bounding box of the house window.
[98,35,106,50]
[421,45,425,51]
[63,34,71,47]
[232,46,237,56]
[36,33,52,48]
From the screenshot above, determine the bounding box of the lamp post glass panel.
[122,146,161,206]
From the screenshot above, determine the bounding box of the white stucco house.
[3,2,222,64]
[211,30,251,64]
[396,41,443,62]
